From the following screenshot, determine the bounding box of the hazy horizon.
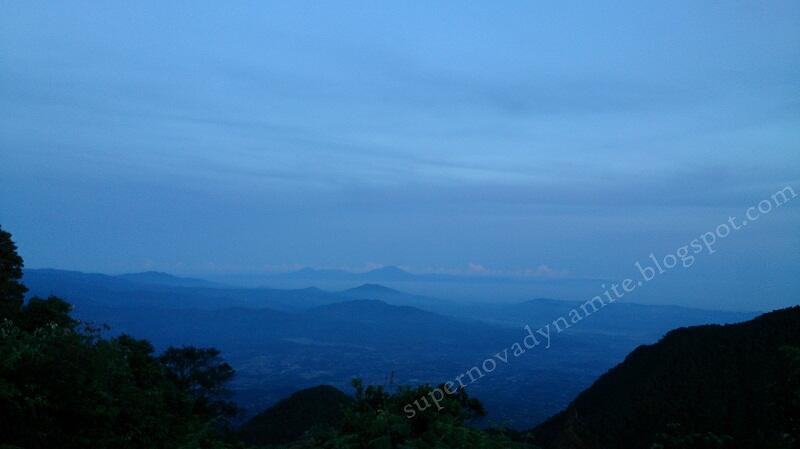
[14,264,782,312]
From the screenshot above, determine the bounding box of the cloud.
[459,263,569,279]
[523,265,569,279]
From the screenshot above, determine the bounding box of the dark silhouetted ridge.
[239,385,352,445]
[532,306,800,449]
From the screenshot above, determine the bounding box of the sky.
[1,1,798,309]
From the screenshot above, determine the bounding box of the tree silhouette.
[0,225,27,322]
[159,346,238,419]
[0,225,243,449]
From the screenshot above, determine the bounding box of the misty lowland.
[2,3,799,449]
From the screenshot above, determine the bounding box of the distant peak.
[349,283,399,292]
[126,270,174,277]
[361,266,415,280]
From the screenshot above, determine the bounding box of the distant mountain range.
[20,267,760,428]
[212,265,605,288]
[22,268,347,311]
[208,265,656,306]
[23,268,754,337]
[116,270,223,288]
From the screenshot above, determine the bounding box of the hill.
[343,283,405,297]
[341,283,452,310]
[238,385,353,445]
[532,306,800,449]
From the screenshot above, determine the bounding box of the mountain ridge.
[116,270,223,288]
[532,305,800,448]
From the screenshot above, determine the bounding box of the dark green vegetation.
[0,226,243,449]
[241,380,535,449]
[532,306,800,449]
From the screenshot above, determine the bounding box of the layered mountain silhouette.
[20,268,762,428]
[22,268,348,311]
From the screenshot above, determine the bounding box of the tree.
[0,226,244,449]
[0,226,27,322]
[18,295,77,331]
[159,346,238,420]
[286,379,537,449]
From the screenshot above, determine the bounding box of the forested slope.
[533,306,800,449]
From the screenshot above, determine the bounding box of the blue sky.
[1,1,798,309]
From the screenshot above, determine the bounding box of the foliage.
[0,226,27,321]
[160,346,238,420]
[649,423,735,449]
[0,226,244,449]
[279,379,537,449]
